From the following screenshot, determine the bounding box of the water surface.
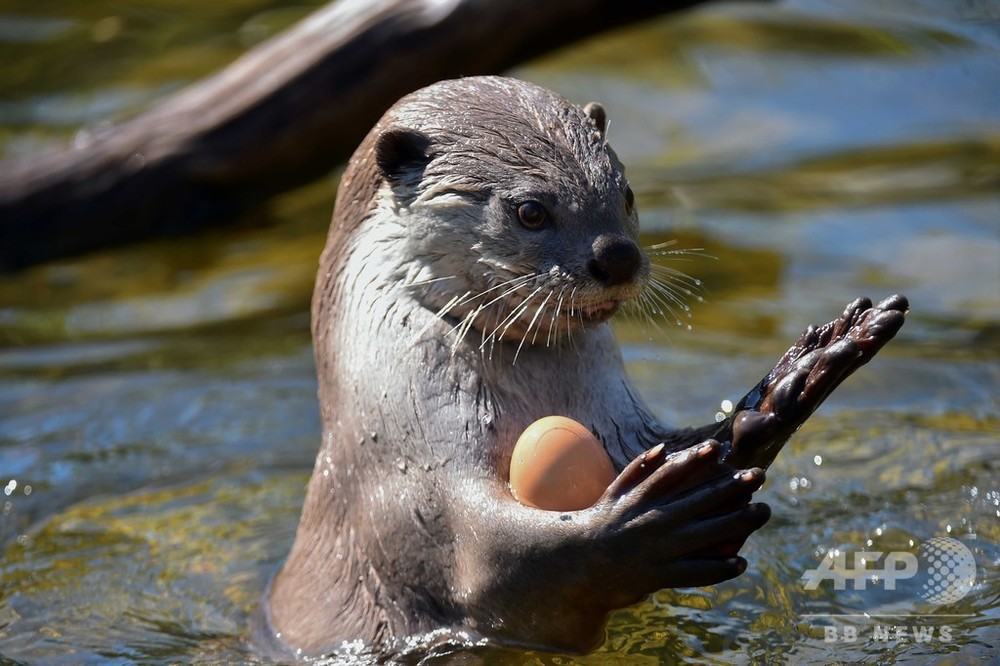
[1,0,998,663]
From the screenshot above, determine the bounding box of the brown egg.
[509,415,615,511]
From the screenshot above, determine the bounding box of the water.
[1,0,998,663]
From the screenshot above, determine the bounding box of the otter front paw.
[717,294,908,469]
[589,440,770,608]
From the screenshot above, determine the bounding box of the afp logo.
[801,537,976,605]
[917,537,977,605]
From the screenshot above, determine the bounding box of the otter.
[261,76,907,659]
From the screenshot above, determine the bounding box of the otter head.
[329,76,650,353]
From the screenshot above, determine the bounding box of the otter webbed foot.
[714,294,908,470]
[588,440,770,606]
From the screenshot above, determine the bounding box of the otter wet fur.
[261,76,908,659]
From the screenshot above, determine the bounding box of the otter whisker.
[452,275,539,358]
[631,290,670,341]
[526,287,556,348]
[413,273,536,349]
[644,240,712,259]
[471,294,506,358]
[404,274,458,288]
[494,287,542,345]
[492,284,544,348]
[510,286,550,364]
[480,275,540,354]
[411,289,473,345]
[649,264,705,292]
[644,278,692,326]
[451,272,537,314]
[566,286,580,350]
[652,272,702,308]
[547,286,568,348]
[439,275,533,355]
[453,301,486,357]
[648,265,703,299]
[452,273,538,358]
[643,292,674,334]
[644,242,712,298]
[475,278,537,354]
[645,276,690,312]
[645,239,679,251]
[575,292,586,331]
[647,249,714,262]
[475,273,539,314]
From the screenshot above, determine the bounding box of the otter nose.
[588,234,641,287]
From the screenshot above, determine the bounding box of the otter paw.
[588,441,769,601]
[718,294,908,469]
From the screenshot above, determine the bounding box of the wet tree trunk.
[0,0,718,271]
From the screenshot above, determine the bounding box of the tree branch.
[0,0,718,271]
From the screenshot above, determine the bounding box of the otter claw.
[717,294,907,469]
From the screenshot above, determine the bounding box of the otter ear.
[584,102,607,137]
[375,128,431,185]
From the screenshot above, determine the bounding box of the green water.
[1,0,998,663]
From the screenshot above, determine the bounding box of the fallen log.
[0,0,718,272]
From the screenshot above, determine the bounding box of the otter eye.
[623,184,635,215]
[517,201,549,229]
